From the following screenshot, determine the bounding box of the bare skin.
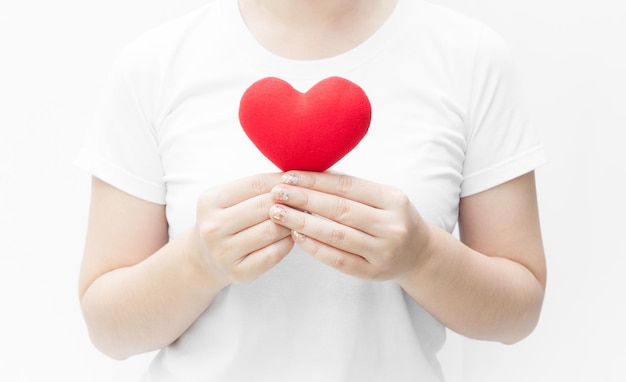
[78,0,546,360]
[80,174,294,359]
[238,0,398,60]
[269,171,546,344]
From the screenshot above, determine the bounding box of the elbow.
[498,291,545,345]
[80,298,166,361]
[89,333,134,361]
[467,281,545,345]
[80,293,139,361]
[82,309,152,361]
[498,319,539,345]
[498,266,547,345]
[82,310,136,361]
[470,311,542,346]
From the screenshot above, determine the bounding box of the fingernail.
[281,173,300,185]
[270,205,288,222]
[292,230,306,242]
[273,187,289,201]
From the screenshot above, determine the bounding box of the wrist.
[394,220,439,288]
[183,226,231,292]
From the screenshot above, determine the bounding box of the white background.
[1,0,624,381]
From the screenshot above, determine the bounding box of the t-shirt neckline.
[220,0,409,80]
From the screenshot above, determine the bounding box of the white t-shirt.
[77,0,547,380]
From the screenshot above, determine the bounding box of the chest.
[154,70,466,238]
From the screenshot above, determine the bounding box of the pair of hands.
[194,171,432,288]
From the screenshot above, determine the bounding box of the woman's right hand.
[193,173,295,288]
[79,174,293,359]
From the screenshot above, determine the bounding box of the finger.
[201,173,284,209]
[197,193,274,240]
[223,218,293,261]
[231,236,294,283]
[269,204,377,256]
[289,231,375,279]
[280,171,404,209]
[224,193,280,235]
[271,184,388,236]
[197,174,283,237]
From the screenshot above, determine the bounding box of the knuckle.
[232,238,292,285]
[197,220,221,241]
[258,195,273,214]
[299,190,311,209]
[329,253,347,270]
[389,188,410,208]
[331,199,351,223]
[262,219,287,238]
[337,175,354,196]
[249,174,269,196]
[262,220,276,237]
[392,224,412,246]
[329,227,346,247]
[259,246,284,269]
[293,213,307,231]
[378,248,396,266]
[389,222,409,240]
[307,173,318,189]
[196,192,215,215]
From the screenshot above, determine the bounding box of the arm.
[79,175,293,360]
[268,171,546,344]
[402,172,546,343]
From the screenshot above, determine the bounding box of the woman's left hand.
[268,171,433,281]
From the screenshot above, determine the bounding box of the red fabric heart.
[239,77,371,172]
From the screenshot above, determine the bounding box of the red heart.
[239,77,371,172]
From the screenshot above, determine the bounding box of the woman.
[77,0,547,380]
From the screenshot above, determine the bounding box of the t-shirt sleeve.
[75,44,166,205]
[460,26,547,197]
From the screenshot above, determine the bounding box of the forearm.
[397,224,545,344]
[80,228,223,360]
